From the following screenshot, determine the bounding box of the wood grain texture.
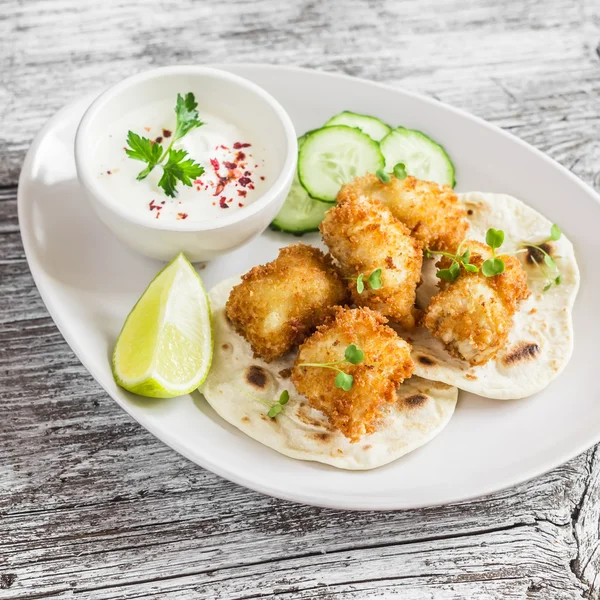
[2,0,600,598]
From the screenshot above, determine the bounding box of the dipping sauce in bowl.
[96,102,274,223]
[75,66,297,262]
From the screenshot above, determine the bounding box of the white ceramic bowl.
[75,66,297,262]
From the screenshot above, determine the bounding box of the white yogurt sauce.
[95,97,273,224]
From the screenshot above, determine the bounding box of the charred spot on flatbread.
[246,365,269,389]
[526,242,553,265]
[241,416,251,424]
[221,342,231,351]
[311,432,331,442]
[278,368,292,379]
[418,355,436,366]
[502,343,541,366]
[404,394,428,407]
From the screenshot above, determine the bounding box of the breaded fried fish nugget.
[292,307,414,442]
[337,173,469,253]
[226,244,349,362]
[320,195,423,328]
[423,240,530,366]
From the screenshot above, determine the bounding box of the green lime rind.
[112,253,213,398]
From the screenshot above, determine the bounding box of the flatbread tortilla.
[201,277,458,470]
[406,192,580,399]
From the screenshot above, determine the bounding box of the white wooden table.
[2,1,600,597]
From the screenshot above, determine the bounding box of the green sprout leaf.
[345,344,364,365]
[279,390,289,405]
[393,162,407,180]
[555,274,562,285]
[486,228,505,250]
[550,224,562,241]
[543,282,553,292]
[464,263,479,273]
[482,257,505,277]
[449,261,461,278]
[335,371,354,391]
[356,273,365,293]
[368,268,382,290]
[544,254,557,269]
[267,404,282,418]
[436,268,459,282]
[376,168,391,183]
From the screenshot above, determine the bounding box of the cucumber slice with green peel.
[324,111,392,142]
[270,133,330,234]
[298,126,385,202]
[270,173,330,234]
[380,127,456,187]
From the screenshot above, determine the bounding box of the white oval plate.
[19,65,599,510]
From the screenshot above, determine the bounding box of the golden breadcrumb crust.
[292,307,414,442]
[226,244,349,362]
[423,240,530,366]
[320,195,423,328]
[337,173,469,253]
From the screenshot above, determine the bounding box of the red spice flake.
[238,176,251,187]
[196,186,201,191]
[233,142,251,149]
[210,158,220,171]
[144,126,151,132]
[249,184,255,190]
[155,212,160,219]
[220,145,229,150]
[212,202,216,206]
[237,190,247,197]
[238,202,245,207]
[235,151,246,161]
[161,200,166,205]
[149,200,162,211]
[260,176,265,181]
[228,198,233,203]
[106,170,112,175]
[214,177,228,196]
[155,136,163,144]
[254,164,259,168]
[219,197,229,209]
[244,170,252,176]
[223,161,237,170]
[176,212,189,220]
[162,129,172,138]
[193,179,203,185]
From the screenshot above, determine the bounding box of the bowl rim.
[74,65,297,232]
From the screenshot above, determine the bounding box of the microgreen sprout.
[481,228,506,277]
[345,269,383,293]
[235,387,290,419]
[425,245,479,282]
[125,92,205,197]
[297,344,364,391]
[520,224,562,291]
[393,162,407,180]
[376,168,391,183]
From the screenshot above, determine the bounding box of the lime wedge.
[112,253,212,398]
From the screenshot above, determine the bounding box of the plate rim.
[17,63,598,510]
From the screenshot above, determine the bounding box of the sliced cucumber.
[380,127,455,187]
[298,126,385,202]
[270,134,330,234]
[324,111,392,142]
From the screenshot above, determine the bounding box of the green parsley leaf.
[368,268,383,290]
[174,93,204,141]
[335,371,353,391]
[158,148,205,197]
[125,131,163,180]
[485,228,505,250]
[356,273,365,293]
[482,257,505,277]
[376,168,391,183]
[345,344,364,365]
[393,162,407,180]
[550,224,562,241]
